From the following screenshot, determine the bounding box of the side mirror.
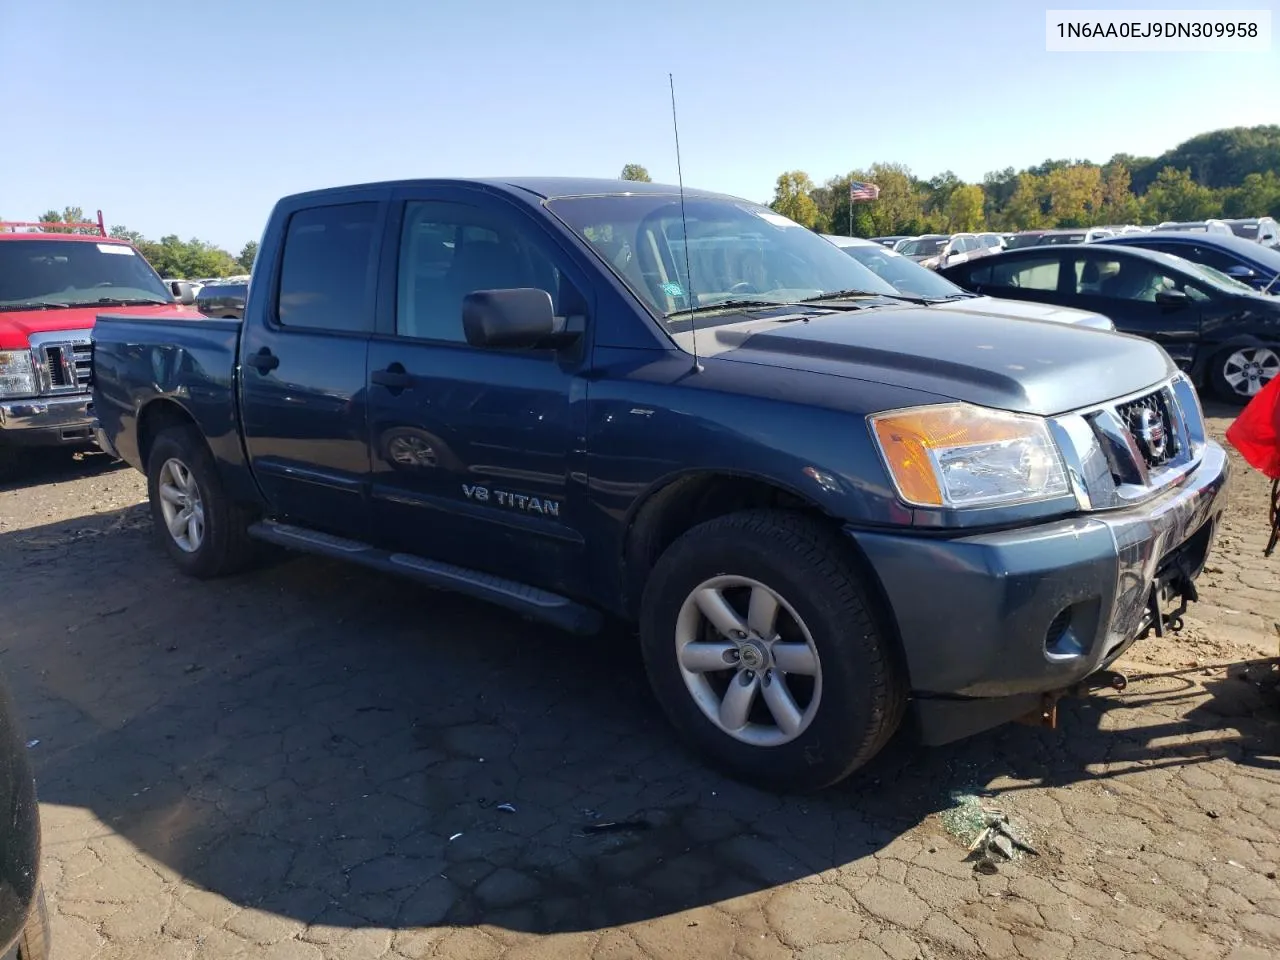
[1225,264,1258,281]
[172,281,196,305]
[463,288,569,349]
[1154,288,1190,307]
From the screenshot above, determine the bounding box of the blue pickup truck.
[92,178,1230,790]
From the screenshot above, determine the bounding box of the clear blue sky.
[3,0,1276,251]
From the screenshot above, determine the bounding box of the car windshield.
[837,244,969,298]
[898,237,947,257]
[0,239,171,306]
[1160,253,1260,295]
[1041,233,1086,245]
[1004,234,1043,250]
[545,195,898,320]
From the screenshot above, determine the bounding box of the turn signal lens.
[869,403,1070,509]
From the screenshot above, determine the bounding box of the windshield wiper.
[665,298,791,318]
[799,289,888,303]
[86,296,170,306]
[0,301,72,311]
[923,293,978,302]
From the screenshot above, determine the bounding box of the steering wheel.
[728,282,760,294]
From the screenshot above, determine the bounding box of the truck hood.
[0,303,202,350]
[694,305,1174,416]
[929,295,1115,331]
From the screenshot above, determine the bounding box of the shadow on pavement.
[0,447,124,493]
[2,505,1278,934]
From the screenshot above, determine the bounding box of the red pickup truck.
[0,213,202,455]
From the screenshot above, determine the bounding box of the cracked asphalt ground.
[1,401,1278,960]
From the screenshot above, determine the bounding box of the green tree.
[770,171,822,230]
[862,162,929,236]
[620,163,651,182]
[39,206,97,234]
[141,235,241,279]
[1143,166,1220,222]
[108,225,146,245]
[999,173,1046,230]
[1130,125,1280,192]
[1099,164,1142,224]
[944,184,985,232]
[238,240,259,272]
[1044,165,1104,227]
[1223,172,1280,219]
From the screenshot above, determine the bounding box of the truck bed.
[91,313,250,489]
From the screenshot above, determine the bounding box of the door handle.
[372,364,415,390]
[246,347,279,372]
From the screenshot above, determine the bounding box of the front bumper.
[850,440,1230,744]
[0,395,96,447]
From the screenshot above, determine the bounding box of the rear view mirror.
[1225,264,1258,281]
[463,288,570,349]
[171,281,196,305]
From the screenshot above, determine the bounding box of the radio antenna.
[669,72,701,373]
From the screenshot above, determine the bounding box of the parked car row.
[938,241,1280,401]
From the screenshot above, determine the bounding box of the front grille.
[32,336,92,395]
[1115,388,1178,470]
[1053,375,1207,510]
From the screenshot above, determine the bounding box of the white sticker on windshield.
[755,211,802,229]
[97,243,135,255]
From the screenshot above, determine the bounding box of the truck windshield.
[0,239,171,308]
[545,195,898,320]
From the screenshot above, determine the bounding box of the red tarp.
[1225,376,1280,479]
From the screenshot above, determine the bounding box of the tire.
[1210,344,1280,403]
[639,509,906,792]
[145,425,255,578]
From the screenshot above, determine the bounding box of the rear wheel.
[639,509,906,791]
[146,425,255,578]
[1211,345,1280,403]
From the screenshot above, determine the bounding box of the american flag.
[848,180,880,202]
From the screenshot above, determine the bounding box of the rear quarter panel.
[92,314,261,504]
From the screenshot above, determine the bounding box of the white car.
[822,235,1115,331]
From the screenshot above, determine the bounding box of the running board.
[247,521,602,635]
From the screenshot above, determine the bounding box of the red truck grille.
[31,337,93,395]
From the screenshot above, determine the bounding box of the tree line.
[625,125,1280,238]
[771,125,1280,238]
[10,207,256,278]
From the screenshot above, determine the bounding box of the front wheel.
[146,425,255,578]
[639,510,906,792]
[1210,345,1280,403]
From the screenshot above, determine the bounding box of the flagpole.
[848,181,853,237]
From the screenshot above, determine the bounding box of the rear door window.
[276,202,379,332]
[989,256,1061,291]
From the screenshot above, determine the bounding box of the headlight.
[869,403,1070,508]
[920,257,940,269]
[0,350,37,398]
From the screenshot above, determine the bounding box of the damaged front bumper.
[849,439,1230,746]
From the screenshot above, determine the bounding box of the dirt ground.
[1,400,1278,960]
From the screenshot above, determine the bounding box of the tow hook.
[1017,691,1062,730]
[1018,670,1129,731]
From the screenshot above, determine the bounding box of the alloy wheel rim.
[673,575,823,747]
[1223,347,1280,397]
[157,458,205,553]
